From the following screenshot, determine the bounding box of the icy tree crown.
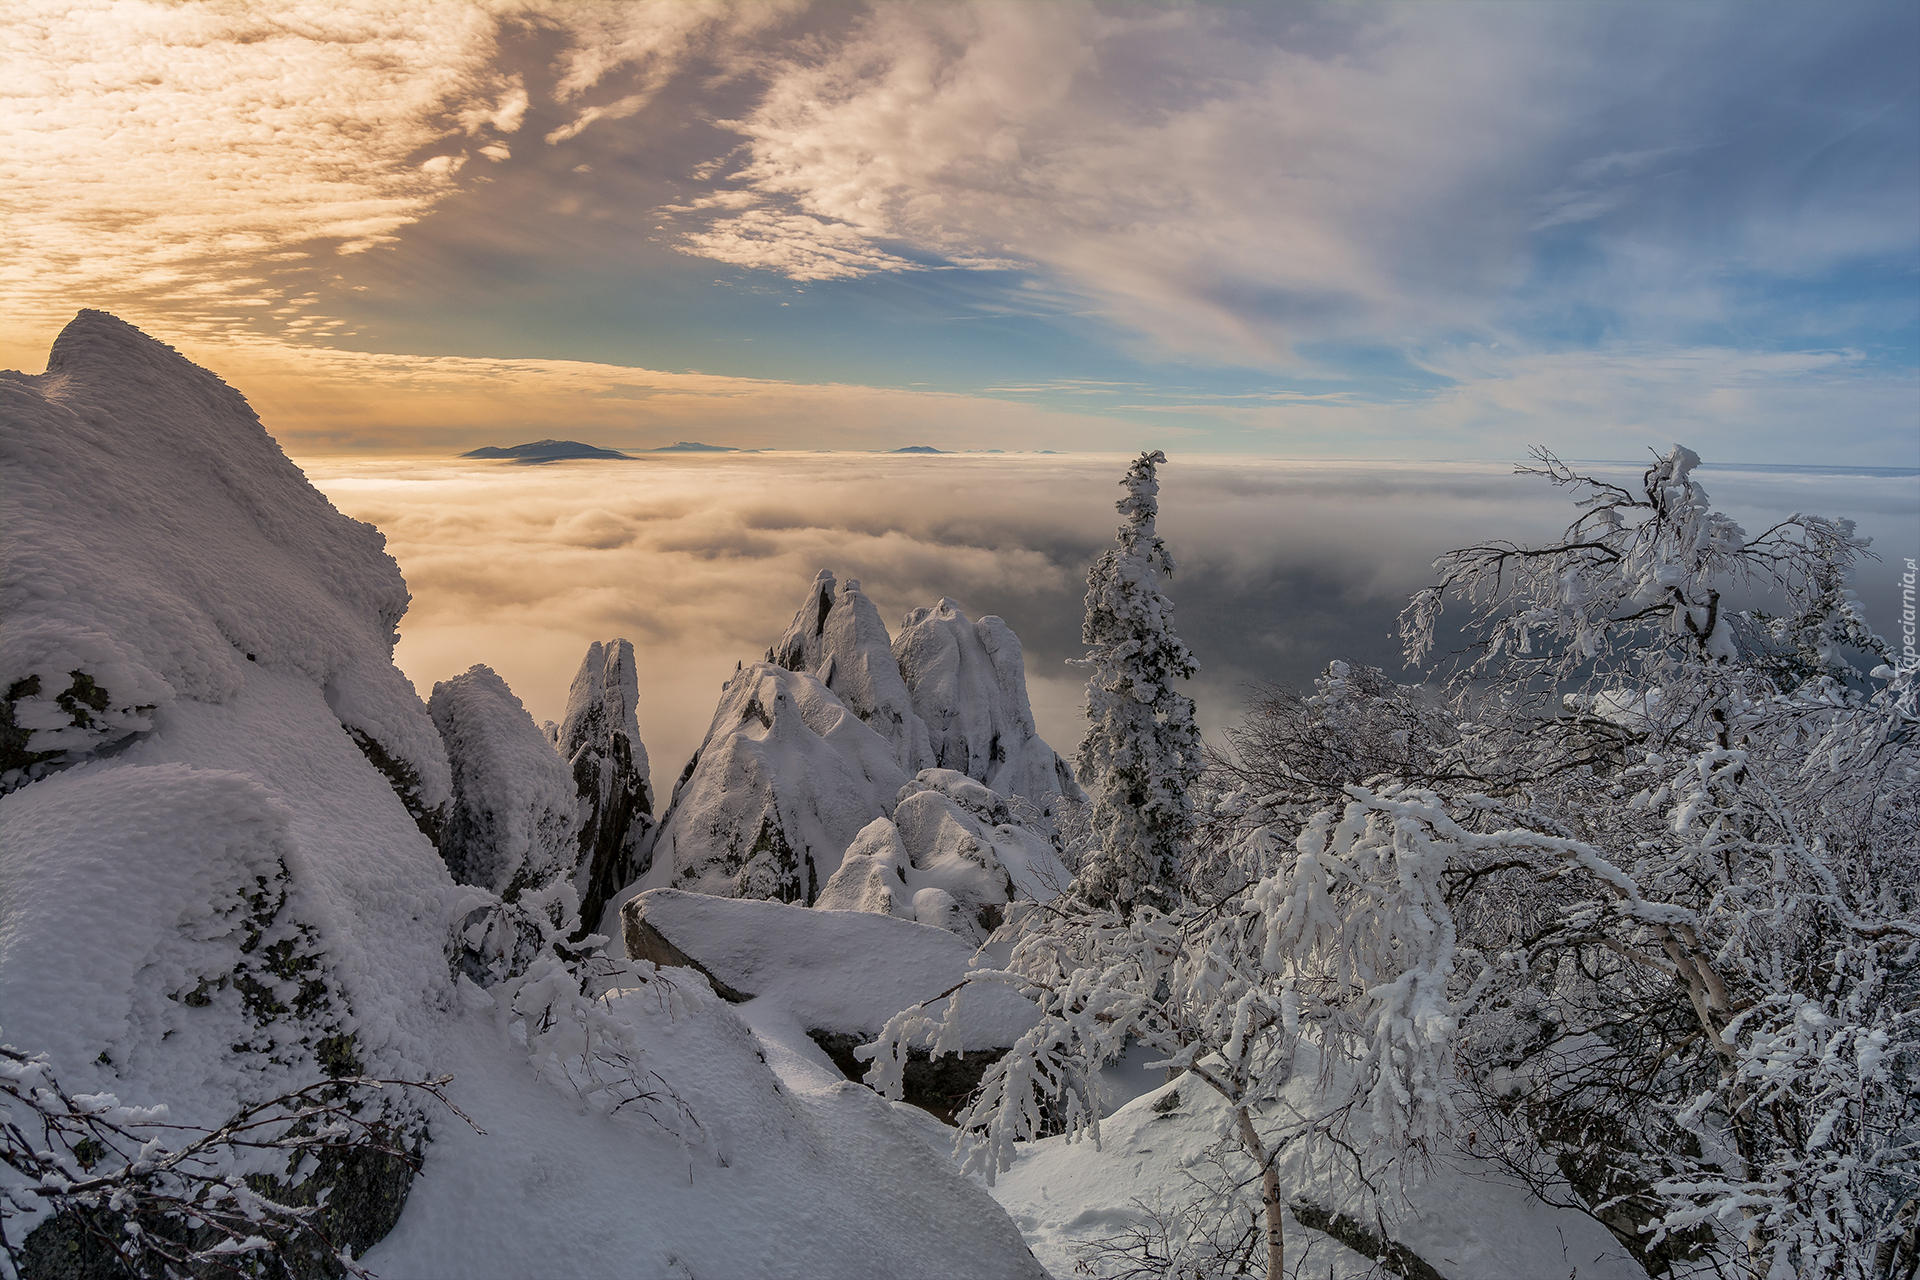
[1074,450,1200,911]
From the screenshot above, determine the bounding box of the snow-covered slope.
[894,599,1081,805]
[362,981,1047,1280]
[988,1056,1644,1280]
[641,662,909,904]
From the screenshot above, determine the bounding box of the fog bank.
[298,452,1919,780]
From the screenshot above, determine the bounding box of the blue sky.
[4,0,1916,462]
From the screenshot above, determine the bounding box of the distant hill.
[890,445,944,454]
[460,439,632,462]
[652,441,738,453]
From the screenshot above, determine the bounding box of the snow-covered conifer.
[1073,450,1200,911]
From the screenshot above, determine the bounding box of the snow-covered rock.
[769,569,934,774]
[0,763,349,1112]
[622,889,1036,1047]
[0,315,473,1264]
[552,638,654,934]
[815,816,917,918]
[621,888,1042,1124]
[897,770,1069,906]
[0,309,449,817]
[430,664,578,903]
[642,662,908,905]
[893,598,1081,805]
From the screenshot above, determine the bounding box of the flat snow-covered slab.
[624,889,1038,1048]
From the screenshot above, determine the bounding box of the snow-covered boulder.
[0,762,416,1268]
[0,309,449,822]
[897,770,1069,907]
[552,638,654,934]
[0,763,349,1106]
[430,664,578,903]
[819,770,1069,942]
[769,570,934,774]
[815,817,916,918]
[893,598,1081,805]
[643,662,908,905]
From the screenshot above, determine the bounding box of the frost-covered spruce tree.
[1074,449,1200,911]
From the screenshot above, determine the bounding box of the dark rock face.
[808,1031,1005,1125]
[620,914,751,1003]
[552,640,654,934]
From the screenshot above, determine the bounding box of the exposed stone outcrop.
[551,639,654,933]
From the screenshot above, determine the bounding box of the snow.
[816,774,1070,941]
[362,995,1047,1280]
[640,662,909,904]
[817,816,917,918]
[988,1058,1645,1280]
[0,763,313,1113]
[430,663,578,899]
[623,889,1041,1050]
[894,598,1082,805]
[0,312,1060,1280]
[0,310,447,807]
[770,570,933,775]
[897,769,1070,905]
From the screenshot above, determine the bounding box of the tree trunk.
[1236,1105,1284,1280]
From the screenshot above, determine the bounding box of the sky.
[5,0,1917,463]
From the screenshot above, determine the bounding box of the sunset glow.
[6,1,1914,461]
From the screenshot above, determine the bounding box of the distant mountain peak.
[460,439,631,462]
[890,445,944,454]
[651,441,738,453]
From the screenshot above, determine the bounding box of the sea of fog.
[296,452,1920,781]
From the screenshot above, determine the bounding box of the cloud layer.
[299,452,1918,782]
